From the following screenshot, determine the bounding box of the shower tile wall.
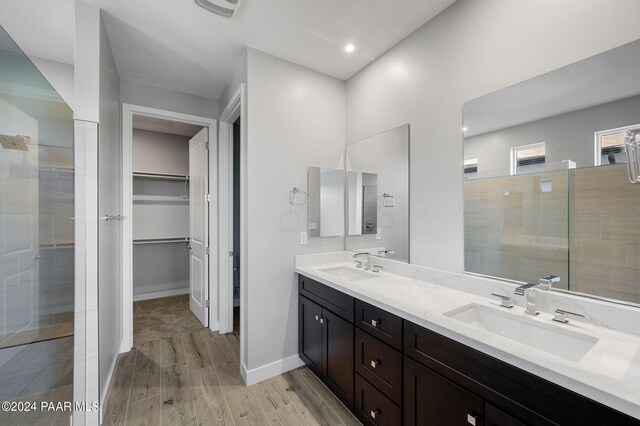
[464,170,570,289]
[570,164,640,304]
[465,164,640,305]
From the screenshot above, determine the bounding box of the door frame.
[218,84,247,369]
[121,103,217,352]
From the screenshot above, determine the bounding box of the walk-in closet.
[131,115,208,329]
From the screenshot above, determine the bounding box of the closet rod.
[133,172,189,181]
[133,237,190,245]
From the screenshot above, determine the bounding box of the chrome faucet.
[515,275,560,315]
[538,275,560,290]
[515,283,540,315]
[353,252,371,270]
[524,287,539,316]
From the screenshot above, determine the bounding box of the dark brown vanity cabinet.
[404,356,484,426]
[298,274,640,426]
[298,276,355,410]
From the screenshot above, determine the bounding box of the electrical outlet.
[300,231,308,245]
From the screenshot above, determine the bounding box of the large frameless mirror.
[345,124,410,262]
[463,38,640,305]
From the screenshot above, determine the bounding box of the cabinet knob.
[320,317,325,324]
[370,409,380,419]
[466,413,478,426]
[315,315,319,321]
[371,319,380,327]
[370,359,381,369]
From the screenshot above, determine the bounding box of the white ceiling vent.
[194,0,243,18]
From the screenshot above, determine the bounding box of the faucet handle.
[553,309,585,323]
[355,260,363,268]
[491,293,514,308]
[372,265,384,273]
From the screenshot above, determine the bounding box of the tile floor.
[103,295,360,425]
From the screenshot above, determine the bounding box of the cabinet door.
[299,296,323,376]
[404,357,484,426]
[485,405,525,426]
[322,308,355,410]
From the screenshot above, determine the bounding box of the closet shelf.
[133,195,189,202]
[133,171,189,181]
[133,237,190,245]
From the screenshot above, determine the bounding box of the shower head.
[0,134,30,151]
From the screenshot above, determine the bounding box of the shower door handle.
[102,215,126,221]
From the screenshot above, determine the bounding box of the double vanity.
[295,252,640,425]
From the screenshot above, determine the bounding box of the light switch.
[300,231,308,245]
[376,229,381,240]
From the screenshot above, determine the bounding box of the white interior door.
[189,128,209,326]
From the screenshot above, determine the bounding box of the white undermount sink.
[444,303,599,362]
[319,266,379,282]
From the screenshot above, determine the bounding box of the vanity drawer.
[403,321,630,426]
[355,373,402,426]
[355,299,403,350]
[355,328,403,405]
[298,275,354,322]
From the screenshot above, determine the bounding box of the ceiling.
[133,114,204,137]
[0,0,456,99]
[464,39,640,138]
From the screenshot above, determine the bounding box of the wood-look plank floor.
[104,296,360,426]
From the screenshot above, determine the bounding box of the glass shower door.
[0,25,75,425]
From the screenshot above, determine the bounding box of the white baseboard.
[243,354,304,386]
[133,287,189,301]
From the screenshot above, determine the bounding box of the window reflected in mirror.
[463,38,640,305]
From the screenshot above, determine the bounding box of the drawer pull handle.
[370,359,381,368]
[467,413,477,425]
[370,409,380,419]
[371,319,380,327]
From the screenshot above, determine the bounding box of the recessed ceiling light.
[344,44,355,53]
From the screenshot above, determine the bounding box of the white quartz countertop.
[295,256,640,419]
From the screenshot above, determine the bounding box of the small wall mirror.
[463,38,640,305]
[345,124,409,262]
[307,167,345,238]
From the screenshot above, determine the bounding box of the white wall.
[73,2,100,424]
[97,10,122,408]
[219,51,247,113]
[244,48,346,373]
[465,94,640,174]
[29,56,74,110]
[121,79,219,119]
[346,0,640,273]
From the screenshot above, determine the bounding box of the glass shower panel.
[569,164,640,304]
[0,25,75,424]
[465,168,570,288]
